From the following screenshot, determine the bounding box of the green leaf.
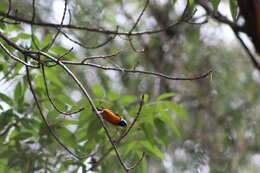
[142,122,155,143]
[0,64,3,71]
[59,120,78,126]
[41,33,53,48]
[159,110,181,137]
[14,82,23,102]
[92,84,105,98]
[188,0,195,6]
[139,105,155,123]
[0,93,13,105]
[229,0,238,21]
[212,0,221,12]
[17,33,31,40]
[166,102,189,120]
[154,118,168,145]
[118,95,137,105]
[45,68,63,88]
[171,0,177,6]
[13,132,32,141]
[157,92,177,101]
[0,109,16,131]
[143,94,149,102]
[31,34,40,49]
[50,46,76,58]
[87,118,102,142]
[141,140,164,159]
[50,46,69,55]
[56,127,78,147]
[107,91,120,101]
[123,141,138,156]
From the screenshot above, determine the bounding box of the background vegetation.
[0,0,259,172]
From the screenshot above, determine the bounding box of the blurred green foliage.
[0,0,259,173]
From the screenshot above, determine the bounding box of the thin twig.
[60,27,118,49]
[118,94,145,141]
[68,9,72,25]
[0,41,38,68]
[127,36,144,53]
[127,152,145,170]
[0,0,12,22]
[233,30,260,70]
[0,32,40,62]
[0,11,198,36]
[41,64,85,115]
[0,63,16,82]
[128,0,149,34]
[44,0,68,50]
[81,48,127,63]
[57,47,74,61]
[31,0,40,50]
[52,60,213,81]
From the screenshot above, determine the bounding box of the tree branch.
[52,60,213,81]
[0,41,38,68]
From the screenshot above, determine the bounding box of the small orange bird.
[97,108,127,127]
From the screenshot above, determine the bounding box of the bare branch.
[0,10,192,36]
[53,60,213,81]
[128,0,149,34]
[43,0,68,50]
[60,27,118,49]
[127,36,144,53]
[81,48,126,63]
[31,0,40,50]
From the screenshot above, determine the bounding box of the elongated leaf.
[107,91,120,101]
[159,111,181,137]
[166,101,189,120]
[157,92,177,101]
[13,132,32,141]
[14,82,23,102]
[92,84,105,98]
[45,68,63,88]
[212,0,221,12]
[229,0,238,21]
[118,95,137,105]
[41,33,52,48]
[0,64,3,71]
[0,93,13,105]
[141,140,164,159]
[154,118,168,145]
